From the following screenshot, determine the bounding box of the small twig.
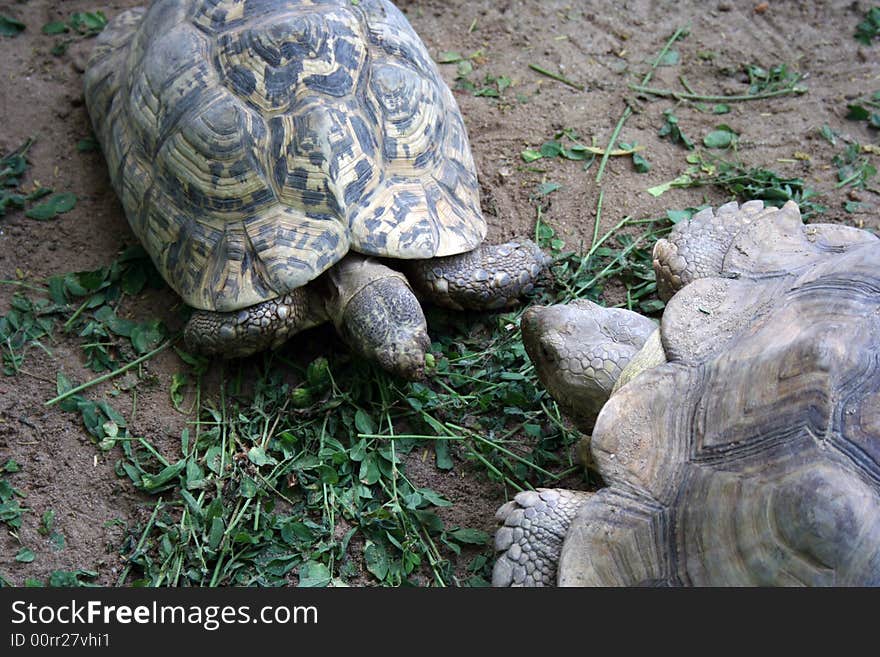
[835,169,868,189]
[582,144,645,156]
[45,337,177,406]
[528,63,585,91]
[678,75,698,95]
[62,297,92,332]
[595,114,630,184]
[0,279,48,293]
[629,83,806,102]
[16,368,54,384]
[591,188,604,254]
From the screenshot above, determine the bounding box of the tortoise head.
[522,299,657,432]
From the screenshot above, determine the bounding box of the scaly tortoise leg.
[184,287,327,359]
[493,489,594,586]
[405,239,551,311]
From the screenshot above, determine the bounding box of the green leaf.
[658,110,695,150]
[349,438,367,462]
[40,509,55,535]
[139,460,185,493]
[354,409,375,435]
[306,356,330,389]
[0,15,25,37]
[521,148,543,163]
[632,152,651,173]
[238,475,259,498]
[69,11,107,36]
[666,209,693,224]
[25,192,77,220]
[358,453,380,484]
[456,60,473,77]
[26,187,52,202]
[207,517,225,551]
[47,569,96,587]
[434,440,453,470]
[298,561,331,587]
[449,528,489,545]
[94,306,136,337]
[561,145,592,161]
[364,541,390,581]
[411,509,444,533]
[537,182,561,196]
[437,51,463,63]
[170,372,188,411]
[657,49,680,66]
[42,21,69,35]
[713,103,731,114]
[51,41,69,57]
[646,174,691,197]
[56,371,74,397]
[16,547,36,563]
[49,532,65,552]
[130,319,164,354]
[279,520,314,545]
[76,137,99,152]
[316,464,339,485]
[2,459,21,473]
[855,7,880,44]
[847,104,870,121]
[247,446,278,467]
[539,141,564,158]
[418,487,452,507]
[703,127,737,148]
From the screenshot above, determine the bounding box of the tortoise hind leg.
[492,488,593,586]
[405,239,550,311]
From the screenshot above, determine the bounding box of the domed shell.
[560,204,880,585]
[84,0,485,311]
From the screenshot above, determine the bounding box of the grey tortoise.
[494,200,880,586]
[83,0,547,379]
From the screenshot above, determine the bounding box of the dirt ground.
[0,0,877,586]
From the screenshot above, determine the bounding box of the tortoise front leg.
[493,488,594,586]
[184,287,326,358]
[405,239,550,311]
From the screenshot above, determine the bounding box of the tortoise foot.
[492,488,592,587]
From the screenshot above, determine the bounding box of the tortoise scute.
[682,465,880,586]
[216,11,364,111]
[590,364,691,503]
[558,489,669,586]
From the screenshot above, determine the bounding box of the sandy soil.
[0,0,877,586]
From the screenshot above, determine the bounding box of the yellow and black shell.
[84,0,485,311]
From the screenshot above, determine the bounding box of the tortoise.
[493,200,880,586]
[82,0,547,380]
